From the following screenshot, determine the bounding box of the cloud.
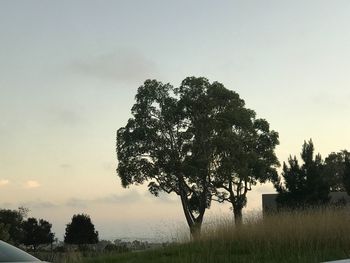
[24,180,41,189]
[70,49,157,83]
[311,91,350,110]
[60,163,73,169]
[144,191,178,204]
[95,190,142,204]
[0,179,9,187]
[19,201,58,209]
[65,190,142,208]
[46,107,83,127]
[55,109,82,126]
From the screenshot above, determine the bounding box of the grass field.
[40,208,350,263]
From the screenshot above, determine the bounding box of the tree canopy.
[0,223,10,242]
[117,77,217,237]
[0,207,28,245]
[21,218,54,251]
[324,150,350,193]
[211,115,279,224]
[64,214,99,245]
[274,140,330,208]
[117,76,280,234]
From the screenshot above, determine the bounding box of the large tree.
[22,218,55,251]
[117,77,278,235]
[64,214,99,245]
[117,77,217,238]
[274,140,330,209]
[205,85,279,224]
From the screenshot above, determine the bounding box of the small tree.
[64,214,98,245]
[274,139,330,209]
[22,218,55,251]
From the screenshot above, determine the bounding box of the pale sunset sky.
[1,0,350,241]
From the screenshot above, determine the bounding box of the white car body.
[0,240,45,263]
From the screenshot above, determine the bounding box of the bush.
[104,244,129,253]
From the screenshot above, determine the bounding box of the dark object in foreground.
[0,240,46,262]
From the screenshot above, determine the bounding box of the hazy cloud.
[144,191,178,204]
[70,49,157,83]
[66,198,87,208]
[60,163,73,169]
[0,179,9,187]
[46,107,84,127]
[0,202,12,209]
[55,109,82,126]
[24,180,41,189]
[65,190,142,208]
[311,92,350,109]
[19,200,58,209]
[95,190,142,204]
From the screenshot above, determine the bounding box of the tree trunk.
[189,221,202,241]
[233,205,243,226]
[179,191,204,241]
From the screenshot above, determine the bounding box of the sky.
[1,0,350,241]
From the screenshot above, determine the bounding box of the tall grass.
[54,207,350,263]
[193,207,350,262]
[203,207,350,246]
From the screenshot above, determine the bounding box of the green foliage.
[117,77,222,237]
[117,76,279,233]
[0,207,26,244]
[103,244,129,253]
[209,90,279,223]
[0,222,10,241]
[274,140,330,208]
[323,150,350,193]
[22,217,55,250]
[64,214,99,245]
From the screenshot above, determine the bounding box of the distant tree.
[324,150,350,192]
[64,214,98,245]
[0,207,27,245]
[342,155,350,196]
[274,140,330,208]
[21,218,55,251]
[104,243,129,253]
[0,223,10,241]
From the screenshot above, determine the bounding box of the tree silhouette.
[274,139,330,209]
[21,217,54,251]
[343,157,350,196]
[117,77,279,235]
[64,214,98,245]
[0,207,27,245]
[117,77,216,238]
[324,150,350,192]
[0,223,10,242]
[212,117,279,224]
